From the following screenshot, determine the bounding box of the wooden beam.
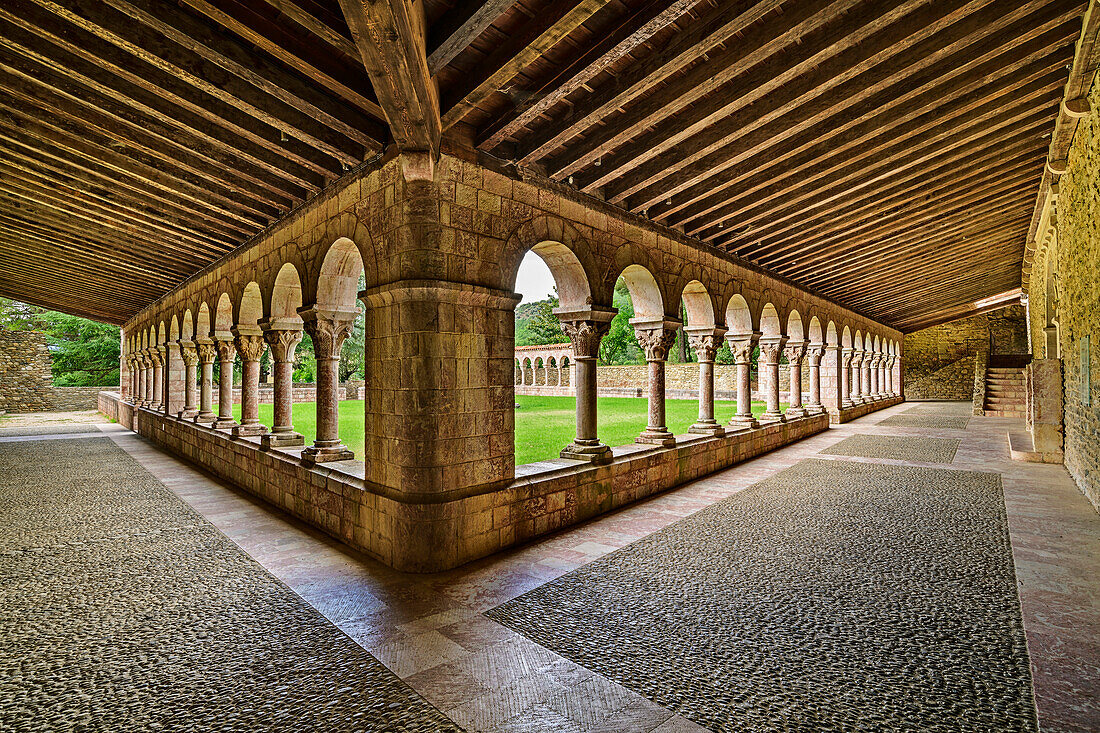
[427,0,514,74]
[476,0,696,150]
[515,0,784,164]
[338,0,441,160]
[441,0,610,130]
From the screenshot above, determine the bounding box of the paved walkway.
[1,403,1097,732]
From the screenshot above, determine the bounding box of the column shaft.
[213,339,237,429]
[557,312,614,463]
[232,331,268,438]
[300,308,355,465]
[633,321,678,446]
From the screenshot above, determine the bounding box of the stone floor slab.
[821,433,960,463]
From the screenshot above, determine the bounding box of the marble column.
[299,307,356,465]
[784,341,807,419]
[141,352,153,407]
[879,356,889,397]
[806,343,826,414]
[851,350,865,403]
[862,351,872,403]
[212,337,238,429]
[232,328,268,439]
[840,348,854,409]
[177,341,199,419]
[195,339,217,424]
[557,309,615,463]
[759,336,787,422]
[687,327,726,436]
[126,356,137,404]
[151,347,165,410]
[261,324,305,450]
[633,319,679,446]
[727,334,760,430]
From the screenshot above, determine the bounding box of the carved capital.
[841,349,854,368]
[196,341,218,365]
[634,326,678,362]
[214,339,237,363]
[686,328,725,363]
[806,343,826,366]
[148,349,163,368]
[560,319,612,359]
[179,341,199,368]
[234,334,267,363]
[782,342,807,365]
[758,338,785,364]
[263,328,304,363]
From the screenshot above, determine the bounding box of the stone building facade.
[0,330,53,412]
[903,306,1028,400]
[1024,76,1100,511]
[106,152,903,572]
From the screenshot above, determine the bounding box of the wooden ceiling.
[0,0,1087,329]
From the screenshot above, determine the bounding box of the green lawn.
[236,395,777,466]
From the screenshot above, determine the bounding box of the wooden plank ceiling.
[0,0,1086,330]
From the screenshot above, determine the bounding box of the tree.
[515,295,570,347]
[14,306,121,386]
[598,279,643,365]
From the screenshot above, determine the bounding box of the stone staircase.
[984,366,1026,417]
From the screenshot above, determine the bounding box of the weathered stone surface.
[878,414,971,430]
[0,434,460,732]
[0,330,52,412]
[488,458,1035,733]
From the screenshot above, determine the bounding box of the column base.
[759,411,787,423]
[232,423,268,438]
[177,408,198,420]
[301,444,355,465]
[560,441,612,464]
[806,404,827,416]
[784,407,808,419]
[212,417,237,430]
[636,428,676,446]
[689,421,725,437]
[194,411,217,425]
[727,415,759,431]
[261,431,305,450]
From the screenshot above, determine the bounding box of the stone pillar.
[874,355,884,398]
[862,352,872,403]
[195,339,217,424]
[232,328,268,439]
[759,336,787,422]
[177,341,199,419]
[557,309,615,463]
[727,333,760,430]
[126,356,137,404]
[151,347,164,410]
[632,319,679,446]
[142,352,153,407]
[1025,359,1064,455]
[840,349,854,408]
[299,307,355,464]
[851,350,864,403]
[1043,325,1059,359]
[163,341,185,416]
[888,356,898,396]
[260,323,305,450]
[806,343,826,414]
[213,336,237,429]
[687,327,726,436]
[784,341,807,419]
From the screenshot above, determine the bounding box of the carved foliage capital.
[214,339,237,363]
[560,319,612,359]
[759,340,783,364]
[234,334,267,363]
[196,341,218,364]
[304,316,354,360]
[263,329,304,363]
[179,343,199,368]
[805,344,826,366]
[687,332,722,363]
[782,343,807,365]
[148,349,163,368]
[634,326,678,362]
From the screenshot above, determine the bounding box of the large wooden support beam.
[427,0,513,74]
[338,0,441,166]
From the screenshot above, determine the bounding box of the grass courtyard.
[235,395,777,466]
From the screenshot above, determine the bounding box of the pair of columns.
[554,312,826,464]
[840,351,898,406]
[126,308,357,466]
[727,334,827,429]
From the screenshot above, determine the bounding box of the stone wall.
[903,305,1027,400]
[52,386,111,410]
[0,330,53,412]
[1028,76,1100,510]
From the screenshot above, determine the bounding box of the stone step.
[987,385,1025,396]
[986,409,1026,417]
[987,373,1025,382]
[986,399,1025,410]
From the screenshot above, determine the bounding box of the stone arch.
[196,303,212,341]
[759,303,781,337]
[681,280,716,328]
[214,292,234,333]
[169,315,180,342]
[616,263,665,321]
[786,310,804,342]
[300,212,378,305]
[503,215,600,310]
[181,310,194,341]
[157,322,166,346]
[314,238,364,311]
[237,282,264,328]
[842,326,852,348]
[725,293,754,335]
[826,321,839,346]
[808,316,823,345]
[270,263,305,323]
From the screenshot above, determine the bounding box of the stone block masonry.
[0,330,53,412]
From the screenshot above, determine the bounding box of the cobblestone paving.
[878,413,971,429]
[488,458,1035,733]
[821,434,960,463]
[903,402,973,416]
[0,437,462,733]
[0,424,103,437]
